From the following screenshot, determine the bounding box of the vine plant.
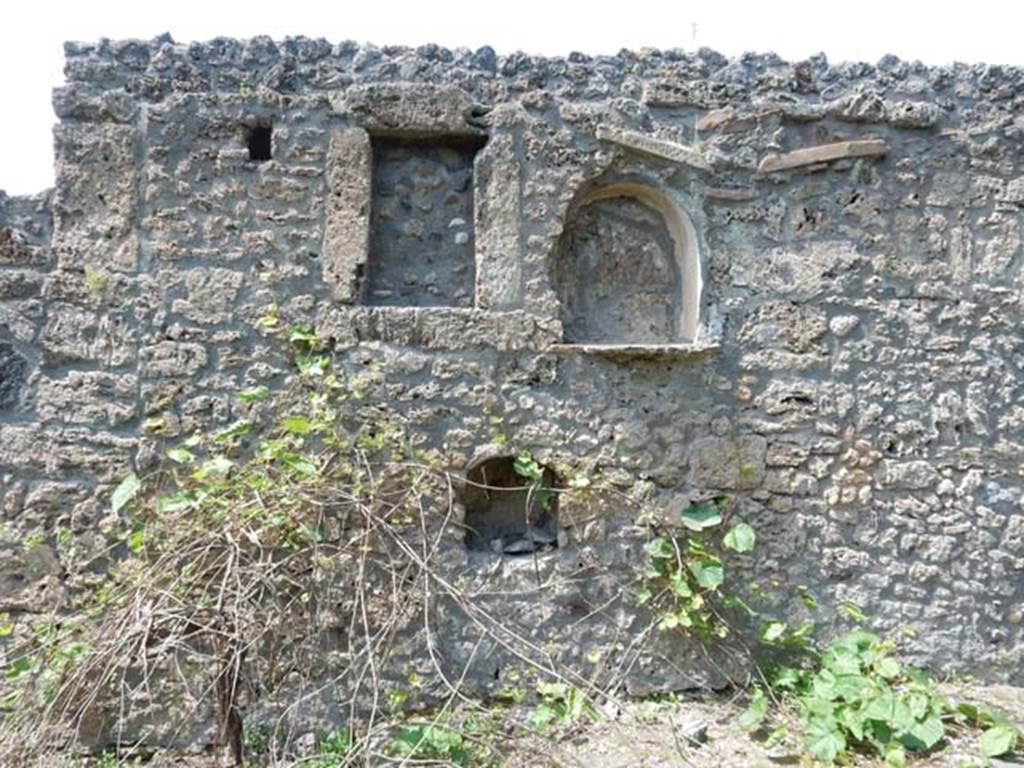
[636,496,1023,766]
[637,495,812,647]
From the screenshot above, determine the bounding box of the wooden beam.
[757,139,889,173]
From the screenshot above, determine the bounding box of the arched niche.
[554,182,701,344]
[461,456,559,554]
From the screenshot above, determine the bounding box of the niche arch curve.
[554,180,702,344]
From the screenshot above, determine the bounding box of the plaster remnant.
[688,435,767,490]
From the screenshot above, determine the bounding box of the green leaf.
[689,556,724,590]
[980,725,1018,757]
[907,691,930,720]
[166,447,195,464]
[839,705,865,741]
[864,692,915,732]
[737,687,768,730]
[901,715,944,752]
[536,681,567,699]
[722,522,756,552]
[983,707,1018,729]
[529,703,556,730]
[864,692,897,724]
[282,415,313,434]
[157,490,201,513]
[289,324,318,344]
[722,594,757,616]
[833,629,879,653]
[238,385,270,402]
[669,572,692,597]
[658,612,680,631]
[771,666,802,690]
[784,622,815,647]
[824,646,863,676]
[280,452,319,477]
[804,717,846,763]
[296,354,330,376]
[765,724,789,749]
[513,451,543,482]
[643,537,674,559]
[874,656,901,680]
[192,456,234,479]
[804,695,836,718]
[4,656,32,680]
[798,586,821,611]
[126,525,146,554]
[884,742,907,768]
[111,473,141,514]
[761,621,787,644]
[833,674,871,703]
[841,601,869,622]
[214,419,255,442]
[680,501,722,531]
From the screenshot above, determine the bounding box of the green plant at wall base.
[387,715,499,767]
[529,681,599,731]
[639,503,1022,766]
[304,728,355,768]
[742,630,951,765]
[639,496,817,647]
[739,627,1024,766]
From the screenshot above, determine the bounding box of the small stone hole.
[462,457,559,555]
[246,124,272,162]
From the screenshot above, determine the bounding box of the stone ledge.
[546,342,721,360]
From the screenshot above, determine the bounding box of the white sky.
[3,0,1024,195]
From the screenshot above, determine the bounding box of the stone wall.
[2,37,1024,735]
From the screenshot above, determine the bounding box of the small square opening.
[246,124,272,162]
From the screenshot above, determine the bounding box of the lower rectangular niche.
[365,136,484,307]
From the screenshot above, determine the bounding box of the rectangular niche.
[365,136,485,307]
